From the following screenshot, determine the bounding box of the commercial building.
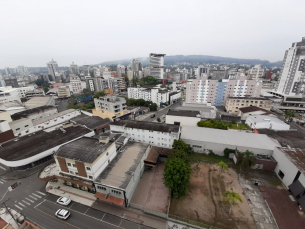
[246,115,290,131]
[4,78,19,88]
[70,62,79,75]
[166,110,200,126]
[181,125,279,156]
[185,74,262,106]
[149,53,165,79]
[0,86,21,103]
[70,74,82,94]
[24,96,55,109]
[47,59,59,81]
[128,87,173,106]
[249,65,265,79]
[57,86,71,98]
[110,120,181,148]
[0,101,26,115]
[239,106,273,121]
[176,102,217,119]
[24,89,45,99]
[225,97,272,114]
[11,105,58,121]
[275,37,305,96]
[93,96,129,121]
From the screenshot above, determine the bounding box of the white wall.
[246,117,290,131]
[166,115,200,127]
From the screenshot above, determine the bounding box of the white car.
[55,209,70,220]
[57,197,71,206]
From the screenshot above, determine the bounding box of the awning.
[288,180,305,198]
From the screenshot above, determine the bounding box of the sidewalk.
[46,180,167,229]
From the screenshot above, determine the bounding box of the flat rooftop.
[167,109,200,118]
[111,120,180,133]
[72,116,112,130]
[25,96,55,109]
[0,101,25,110]
[56,137,114,164]
[11,105,56,120]
[228,97,270,100]
[33,109,76,126]
[181,126,279,151]
[257,129,305,148]
[0,125,91,161]
[239,106,271,114]
[95,142,149,189]
[247,115,287,125]
[176,103,215,113]
[277,147,305,174]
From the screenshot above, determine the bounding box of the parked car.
[55,209,70,220]
[151,114,155,118]
[57,197,71,206]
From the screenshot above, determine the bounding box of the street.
[143,102,181,122]
[0,173,151,229]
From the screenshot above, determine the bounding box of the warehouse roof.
[181,126,279,151]
[24,96,55,109]
[0,125,91,161]
[167,109,200,118]
[73,116,112,130]
[95,142,149,189]
[11,105,56,120]
[33,109,76,126]
[278,147,305,174]
[247,115,287,125]
[111,120,180,133]
[239,106,271,114]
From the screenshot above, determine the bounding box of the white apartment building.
[128,87,169,106]
[70,74,82,94]
[149,53,165,79]
[0,86,21,103]
[275,37,305,96]
[47,59,59,81]
[57,86,71,98]
[70,62,79,75]
[17,85,36,98]
[110,120,181,148]
[249,65,265,79]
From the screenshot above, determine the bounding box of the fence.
[129,203,167,219]
[168,214,222,229]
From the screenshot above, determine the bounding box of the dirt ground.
[169,163,256,229]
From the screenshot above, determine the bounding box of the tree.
[149,103,157,111]
[35,79,44,86]
[93,91,105,99]
[224,188,243,214]
[284,110,295,122]
[163,158,192,199]
[217,161,229,175]
[240,150,256,169]
[157,117,161,122]
[172,139,193,155]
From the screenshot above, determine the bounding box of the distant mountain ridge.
[100,55,282,68]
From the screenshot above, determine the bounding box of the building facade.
[70,74,82,94]
[4,78,19,88]
[57,86,71,98]
[225,97,272,114]
[70,62,79,75]
[128,87,170,106]
[249,65,265,79]
[149,53,165,79]
[0,86,21,103]
[47,59,59,81]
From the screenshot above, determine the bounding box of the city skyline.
[1,0,305,68]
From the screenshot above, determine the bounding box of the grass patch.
[229,123,250,130]
[188,152,231,165]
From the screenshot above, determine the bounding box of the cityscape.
[1,1,305,229]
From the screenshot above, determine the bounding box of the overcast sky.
[1,0,304,68]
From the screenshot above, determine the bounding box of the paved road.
[1,173,150,229]
[143,102,182,122]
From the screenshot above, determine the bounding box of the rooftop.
[181,126,279,151]
[11,105,57,120]
[0,101,25,111]
[239,106,271,114]
[33,109,76,126]
[0,125,91,161]
[111,120,180,133]
[72,116,112,130]
[228,97,270,101]
[95,141,149,189]
[56,137,114,164]
[257,129,305,148]
[278,147,305,174]
[247,115,287,125]
[176,103,215,113]
[167,109,200,118]
[144,146,171,165]
[25,96,55,109]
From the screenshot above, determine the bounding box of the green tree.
[93,91,105,99]
[35,79,44,86]
[157,117,161,122]
[240,150,256,169]
[217,161,229,175]
[284,110,295,121]
[163,158,192,199]
[149,103,157,111]
[172,139,193,155]
[224,188,243,214]
[169,149,189,162]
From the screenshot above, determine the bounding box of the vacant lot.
[169,163,256,229]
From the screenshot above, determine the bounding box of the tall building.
[131,59,142,72]
[249,65,265,79]
[149,53,166,79]
[70,62,79,75]
[117,64,126,77]
[186,74,262,106]
[47,59,59,81]
[70,74,82,94]
[83,65,91,76]
[196,65,210,79]
[4,78,19,88]
[275,37,305,96]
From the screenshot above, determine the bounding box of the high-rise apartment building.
[70,74,82,94]
[149,53,165,79]
[186,74,262,106]
[83,65,91,76]
[275,37,305,96]
[117,64,126,77]
[47,59,59,81]
[249,65,265,79]
[131,59,142,72]
[70,62,80,75]
[196,65,210,79]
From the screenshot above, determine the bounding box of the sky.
[1,0,305,68]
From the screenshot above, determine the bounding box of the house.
[165,109,200,126]
[239,106,273,121]
[246,115,290,131]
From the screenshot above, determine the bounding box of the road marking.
[67,202,74,209]
[32,193,42,198]
[118,219,123,227]
[35,208,81,229]
[15,205,23,210]
[34,199,45,208]
[84,208,89,214]
[36,191,46,196]
[101,212,106,220]
[22,200,31,205]
[25,198,34,203]
[19,202,25,207]
[0,181,3,184]
[0,179,6,182]
[0,165,6,171]
[29,195,37,200]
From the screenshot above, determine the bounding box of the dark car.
[151,114,156,118]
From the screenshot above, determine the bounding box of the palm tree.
[217,161,229,175]
[224,188,243,214]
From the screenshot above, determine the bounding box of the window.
[98,186,107,191]
[16,128,20,131]
[111,190,121,195]
[72,164,76,167]
[88,175,93,179]
[193,145,202,148]
[278,170,285,179]
[70,171,74,175]
[75,172,78,175]
[25,125,29,127]
[106,152,109,156]
[86,167,91,171]
[67,163,71,167]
